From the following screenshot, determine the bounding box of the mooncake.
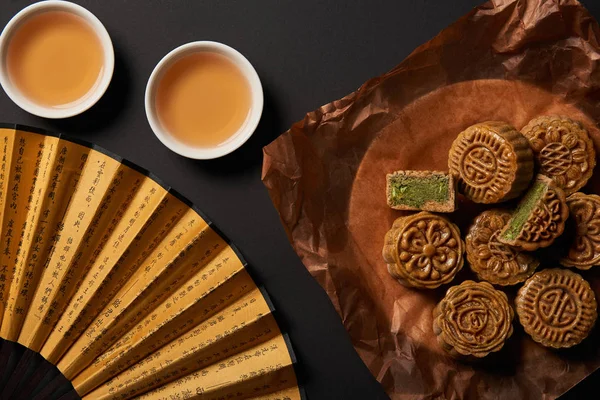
[382,212,464,289]
[516,268,597,349]
[521,116,595,196]
[386,170,456,212]
[499,175,568,251]
[448,121,534,204]
[433,280,514,358]
[466,209,539,285]
[560,193,600,270]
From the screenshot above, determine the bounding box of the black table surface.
[1,1,600,399]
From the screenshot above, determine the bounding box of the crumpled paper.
[261,0,600,398]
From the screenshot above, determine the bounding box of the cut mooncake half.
[499,174,568,251]
[386,170,457,212]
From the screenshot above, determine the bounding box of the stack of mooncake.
[383,116,599,358]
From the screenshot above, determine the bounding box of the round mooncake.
[382,212,464,289]
[466,209,539,285]
[516,268,597,349]
[448,121,534,204]
[433,280,514,358]
[521,116,595,196]
[560,193,600,270]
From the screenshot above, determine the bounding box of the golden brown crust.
[448,121,534,204]
[499,175,569,251]
[560,193,600,270]
[382,212,464,289]
[433,280,514,358]
[521,116,595,196]
[466,210,539,285]
[385,170,457,213]
[516,268,597,349]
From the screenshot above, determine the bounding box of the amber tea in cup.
[146,41,263,159]
[0,1,114,118]
[155,52,252,148]
[6,11,104,107]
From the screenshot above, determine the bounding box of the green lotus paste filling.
[388,174,449,208]
[501,181,546,241]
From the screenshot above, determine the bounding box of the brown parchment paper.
[261,0,600,398]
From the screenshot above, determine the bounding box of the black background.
[1,1,600,399]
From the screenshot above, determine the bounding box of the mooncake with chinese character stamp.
[448,121,534,204]
[386,170,457,212]
[383,212,464,289]
[521,116,595,196]
[516,268,597,349]
[560,193,600,270]
[499,174,568,251]
[433,280,514,358]
[466,209,539,285]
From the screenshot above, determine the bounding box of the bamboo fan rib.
[0,124,304,400]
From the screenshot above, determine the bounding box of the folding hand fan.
[0,124,304,400]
